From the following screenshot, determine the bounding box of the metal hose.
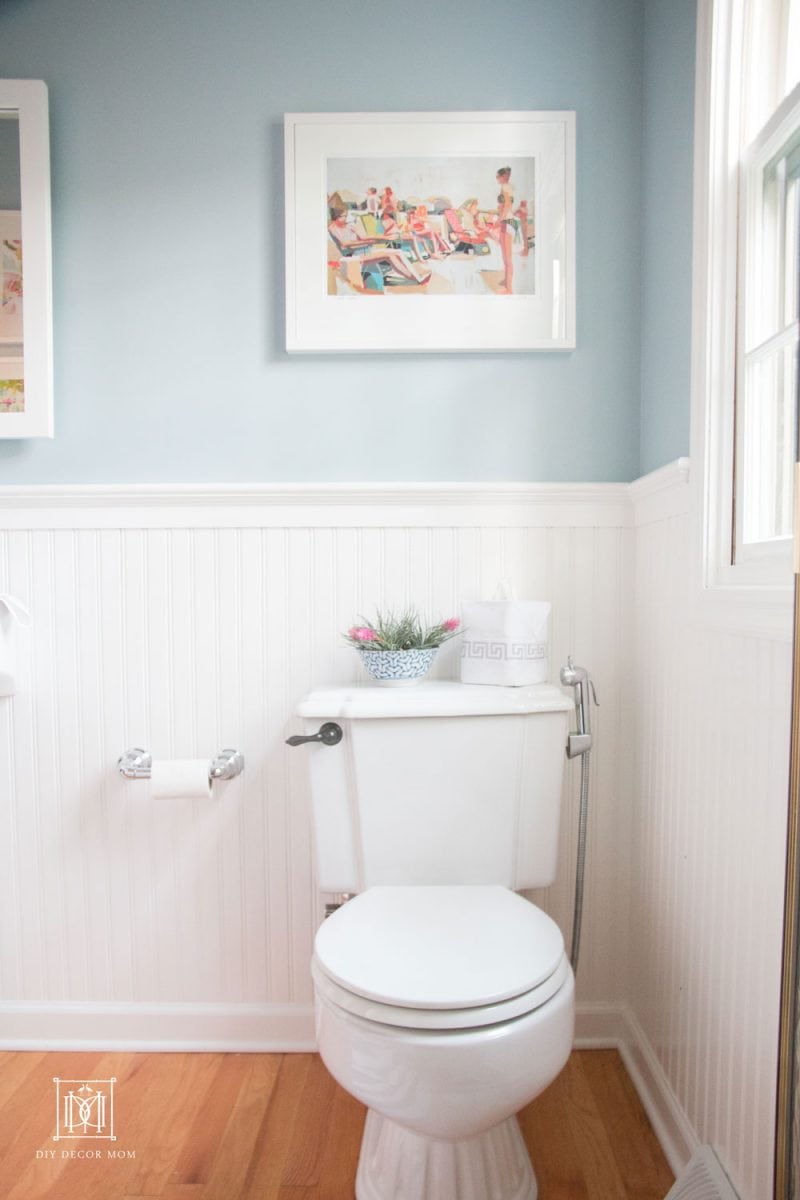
[570,749,591,973]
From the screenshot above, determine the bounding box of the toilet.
[293,679,575,1200]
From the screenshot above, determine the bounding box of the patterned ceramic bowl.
[358,647,437,686]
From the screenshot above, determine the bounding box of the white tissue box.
[460,600,550,686]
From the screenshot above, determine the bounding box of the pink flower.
[349,626,377,642]
[442,617,460,631]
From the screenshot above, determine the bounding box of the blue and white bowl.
[358,647,437,686]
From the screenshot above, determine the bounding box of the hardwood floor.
[0,1049,674,1199]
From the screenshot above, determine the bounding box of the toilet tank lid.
[296,680,572,719]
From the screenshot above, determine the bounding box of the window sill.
[690,577,793,641]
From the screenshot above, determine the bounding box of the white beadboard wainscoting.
[0,482,633,1049]
[628,463,792,1200]
[0,466,792,1200]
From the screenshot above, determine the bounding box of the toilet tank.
[295,681,572,893]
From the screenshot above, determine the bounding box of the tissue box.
[460,600,550,686]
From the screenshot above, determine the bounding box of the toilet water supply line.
[559,657,598,975]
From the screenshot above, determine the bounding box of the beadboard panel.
[630,477,792,1200]
[0,487,633,1045]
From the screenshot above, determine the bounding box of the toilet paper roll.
[150,759,212,800]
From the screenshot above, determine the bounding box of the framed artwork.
[284,110,575,354]
[0,210,22,343]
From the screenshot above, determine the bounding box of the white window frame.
[690,0,795,639]
[735,84,800,575]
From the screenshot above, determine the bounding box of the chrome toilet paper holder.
[117,748,245,781]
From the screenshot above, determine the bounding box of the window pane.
[752,156,783,347]
[786,0,800,98]
[785,164,799,323]
[740,337,797,544]
[751,133,800,349]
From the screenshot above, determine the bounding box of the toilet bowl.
[312,885,575,1200]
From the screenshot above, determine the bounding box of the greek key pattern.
[461,640,547,661]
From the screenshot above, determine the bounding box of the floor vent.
[664,1147,740,1200]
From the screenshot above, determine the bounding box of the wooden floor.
[0,1049,674,1199]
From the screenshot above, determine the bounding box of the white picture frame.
[285,110,575,354]
[0,80,53,439]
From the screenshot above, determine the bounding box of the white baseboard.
[574,1000,630,1046]
[0,998,698,1176]
[0,1002,317,1052]
[575,1001,699,1178]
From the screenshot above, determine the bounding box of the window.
[695,0,800,607]
[737,86,800,561]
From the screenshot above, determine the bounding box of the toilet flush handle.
[286,722,343,748]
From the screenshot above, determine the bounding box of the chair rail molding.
[0,480,633,530]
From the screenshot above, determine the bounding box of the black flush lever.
[286,722,343,748]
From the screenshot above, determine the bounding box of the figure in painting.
[379,213,430,264]
[327,211,432,290]
[494,166,515,292]
[407,205,451,258]
[442,199,491,253]
[379,186,397,220]
[366,187,380,216]
[514,199,530,256]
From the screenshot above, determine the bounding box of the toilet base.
[355,1108,537,1200]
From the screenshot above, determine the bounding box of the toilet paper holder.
[117,747,245,781]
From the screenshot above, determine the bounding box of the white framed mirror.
[0,79,52,438]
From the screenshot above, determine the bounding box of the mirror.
[0,79,52,438]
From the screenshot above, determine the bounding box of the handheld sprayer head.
[559,655,588,688]
[560,656,597,757]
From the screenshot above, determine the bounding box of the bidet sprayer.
[560,657,598,758]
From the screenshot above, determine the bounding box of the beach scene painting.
[0,361,24,414]
[326,157,535,297]
[0,212,23,415]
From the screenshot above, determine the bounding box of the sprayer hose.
[570,750,591,973]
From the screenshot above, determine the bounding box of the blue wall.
[639,0,696,474]
[0,0,694,484]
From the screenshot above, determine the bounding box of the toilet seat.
[312,952,570,1030]
[313,885,569,1031]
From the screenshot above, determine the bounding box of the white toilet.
[294,680,575,1200]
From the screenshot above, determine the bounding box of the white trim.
[0,1001,317,1052]
[629,458,691,526]
[0,993,701,1175]
[0,469,699,531]
[690,0,740,595]
[0,480,634,530]
[573,999,630,1046]
[617,1006,700,1181]
[575,1001,698,1178]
